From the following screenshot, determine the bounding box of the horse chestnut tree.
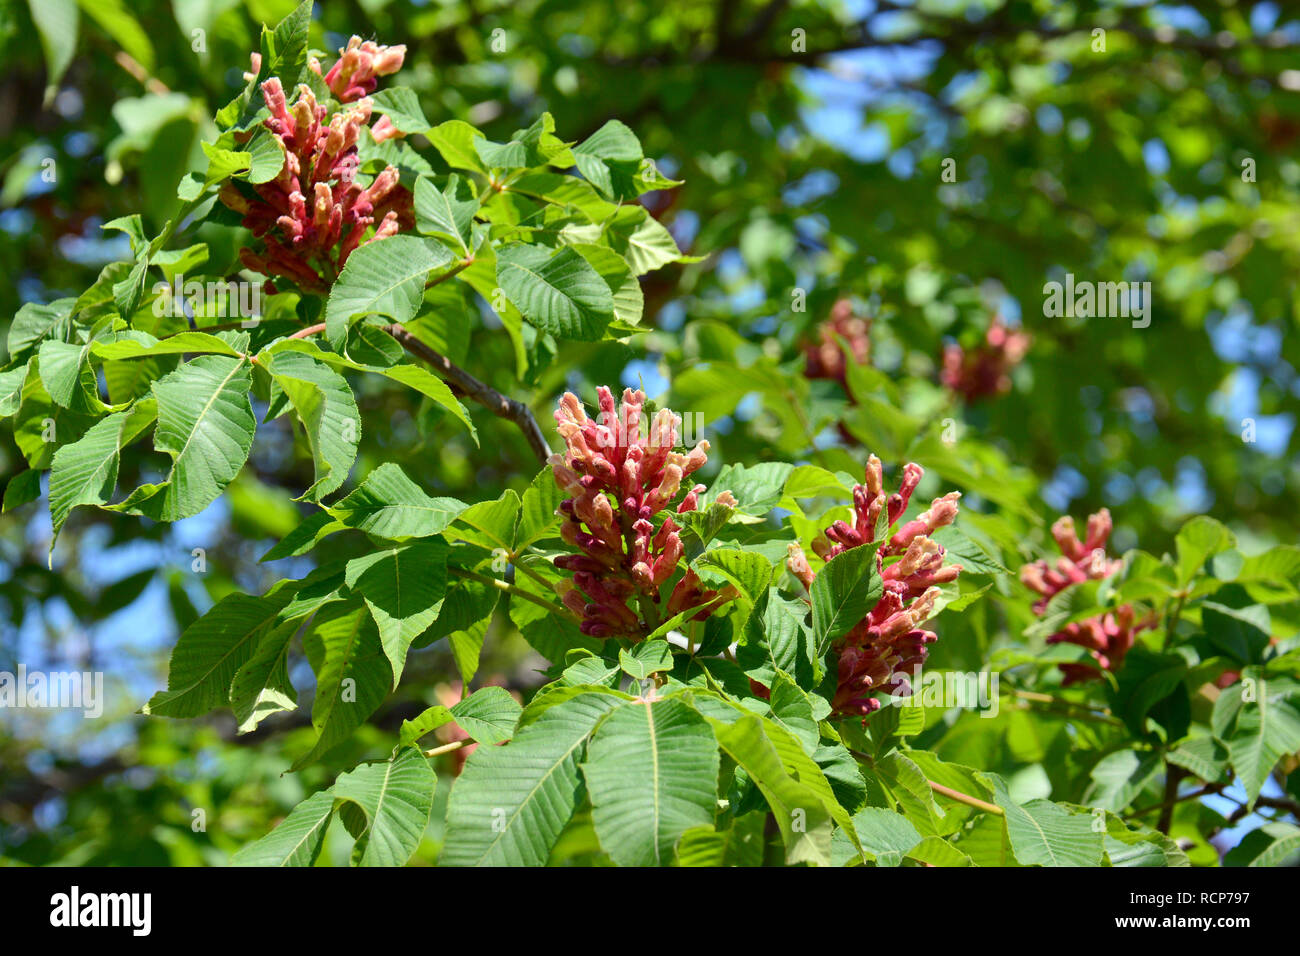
[4,1,1298,869]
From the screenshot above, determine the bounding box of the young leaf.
[810,544,881,654]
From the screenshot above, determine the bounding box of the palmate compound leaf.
[111,354,256,522]
[495,244,614,341]
[324,234,455,349]
[439,687,629,866]
[333,747,437,867]
[262,350,360,500]
[581,698,720,867]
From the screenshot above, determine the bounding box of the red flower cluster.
[221,38,414,295]
[787,455,963,716]
[1019,508,1150,685]
[804,297,871,387]
[941,317,1031,402]
[550,388,737,639]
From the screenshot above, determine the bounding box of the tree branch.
[383,323,552,465]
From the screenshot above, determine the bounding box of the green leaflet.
[495,244,614,341]
[440,689,627,866]
[111,354,255,522]
[324,235,455,348]
[292,602,391,771]
[263,350,360,500]
[582,698,720,867]
[144,588,294,719]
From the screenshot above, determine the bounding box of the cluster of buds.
[785,455,963,717]
[804,298,872,387]
[940,317,1031,402]
[1019,508,1150,685]
[222,38,414,294]
[550,388,738,639]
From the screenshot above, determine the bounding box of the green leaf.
[495,245,614,341]
[292,602,391,771]
[440,689,625,865]
[113,354,255,521]
[573,120,643,199]
[0,361,31,416]
[144,589,292,718]
[846,807,922,866]
[229,790,334,867]
[1175,516,1235,586]
[619,641,675,680]
[3,469,42,512]
[264,350,360,500]
[1223,822,1300,867]
[1223,666,1300,805]
[345,539,450,686]
[368,88,432,135]
[449,489,520,552]
[427,120,488,174]
[47,408,135,549]
[332,747,437,867]
[229,619,298,734]
[582,698,720,867]
[324,235,453,347]
[38,339,108,413]
[414,174,476,254]
[810,544,881,653]
[329,462,467,538]
[448,686,522,744]
[605,205,690,274]
[28,0,79,103]
[8,299,74,360]
[1084,749,1162,812]
[707,713,836,866]
[980,773,1104,866]
[515,466,564,549]
[91,330,242,360]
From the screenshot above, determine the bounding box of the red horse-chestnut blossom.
[941,317,1031,402]
[804,297,872,387]
[221,38,415,294]
[785,455,963,717]
[550,387,737,639]
[1020,508,1152,685]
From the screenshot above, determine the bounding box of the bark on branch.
[382,323,552,465]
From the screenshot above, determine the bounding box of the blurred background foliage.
[1,0,1297,864]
